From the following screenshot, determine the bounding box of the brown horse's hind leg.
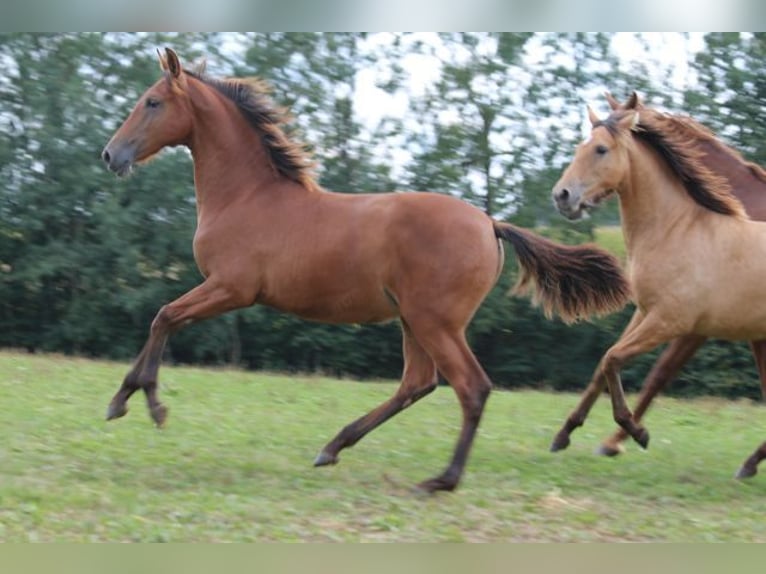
[736,340,766,478]
[314,322,437,467]
[411,324,492,493]
[597,334,706,457]
[106,279,249,426]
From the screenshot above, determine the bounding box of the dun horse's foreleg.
[597,334,706,457]
[736,340,766,478]
[550,369,607,452]
[599,314,674,450]
[314,323,437,467]
[106,279,249,426]
[551,310,644,452]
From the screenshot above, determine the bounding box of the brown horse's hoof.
[415,475,458,494]
[550,432,571,452]
[596,442,625,457]
[106,402,128,421]
[735,464,757,480]
[150,403,168,427]
[313,450,338,467]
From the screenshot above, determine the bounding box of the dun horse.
[565,92,766,458]
[101,48,630,492]
[551,102,766,478]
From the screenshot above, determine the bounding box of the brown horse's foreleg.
[736,340,766,478]
[597,334,706,456]
[314,323,437,467]
[106,279,250,426]
[551,310,644,452]
[412,327,492,493]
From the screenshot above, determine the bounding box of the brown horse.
[552,102,766,478]
[551,92,766,461]
[101,48,630,492]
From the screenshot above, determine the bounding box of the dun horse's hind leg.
[106,279,248,426]
[735,340,766,478]
[314,322,437,467]
[597,334,706,456]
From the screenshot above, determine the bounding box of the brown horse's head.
[102,48,194,176]
[552,107,639,220]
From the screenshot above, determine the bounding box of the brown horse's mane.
[648,110,766,186]
[184,67,319,191]
[601,110,746,218]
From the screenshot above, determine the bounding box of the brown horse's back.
[252,190,500,326]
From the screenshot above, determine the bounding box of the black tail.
[493,221,631,324]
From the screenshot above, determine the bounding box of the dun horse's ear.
[604,92,620,111]
[165,47,182,79]
[587,105,601,126]
[617,110,640,132]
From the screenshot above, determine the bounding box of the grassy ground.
[1,350,764,542]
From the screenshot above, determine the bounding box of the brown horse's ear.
[165,47,182,79]
[604,92,620,111]
[587,105,601,126]
[625,91,640,110]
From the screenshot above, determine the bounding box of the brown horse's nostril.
[102,149,111,164]
[558,188,570,201]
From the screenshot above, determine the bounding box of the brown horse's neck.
[696,139,766,220]
[185,78,314,220]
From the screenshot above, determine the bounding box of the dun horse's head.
[552,107,639,220]
[102,48,193,176]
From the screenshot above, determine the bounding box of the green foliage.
[0,33,762,401]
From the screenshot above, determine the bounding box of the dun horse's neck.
[618,139,701,256]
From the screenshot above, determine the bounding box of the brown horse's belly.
[259,285,400,325]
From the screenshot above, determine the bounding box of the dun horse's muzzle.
[552,186,585,220]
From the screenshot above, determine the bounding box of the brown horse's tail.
[493,221,631,324]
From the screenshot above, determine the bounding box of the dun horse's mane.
[602,111,747,218]
[184,67,319,191]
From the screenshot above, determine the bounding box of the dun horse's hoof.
[735,464,757,480]
[106,402,128,421]
[550,432,571,452]
[150,403,168,427]
[313,450,338,467]
[596,442,624,457]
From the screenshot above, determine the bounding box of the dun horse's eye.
[145,98,161,109]
[595,144,608,155]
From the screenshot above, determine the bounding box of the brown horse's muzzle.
[101,140,136,177]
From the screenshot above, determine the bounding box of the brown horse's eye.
[595,144,608,155]
[146,98,161,109]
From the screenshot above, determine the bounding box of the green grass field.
[1,350,765,542]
